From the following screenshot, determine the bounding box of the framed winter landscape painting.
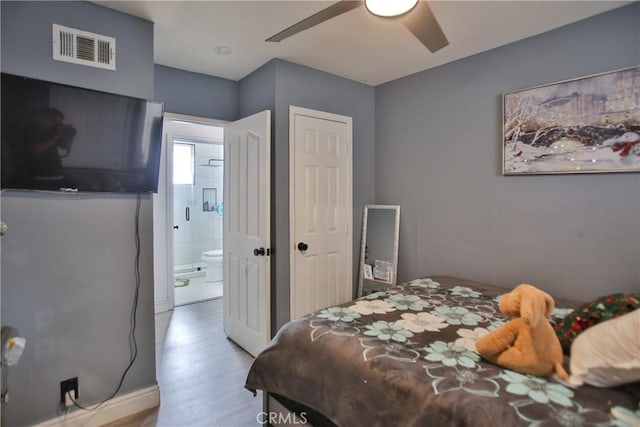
[503,66,640,175]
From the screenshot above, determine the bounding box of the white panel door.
[224,111,271,357]
[290,106,352,319]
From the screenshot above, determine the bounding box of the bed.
[246,276,639,426]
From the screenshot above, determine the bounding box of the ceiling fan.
[265,0,449,53]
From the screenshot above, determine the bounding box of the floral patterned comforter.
[245,276,638,427]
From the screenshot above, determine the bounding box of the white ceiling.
[94,1,631,86]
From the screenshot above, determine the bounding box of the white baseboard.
[34,384,159,427]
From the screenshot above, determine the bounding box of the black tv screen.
[1,73,164,193]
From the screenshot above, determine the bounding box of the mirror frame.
[357,204,400,297]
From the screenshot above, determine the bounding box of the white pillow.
[569,309,640,387]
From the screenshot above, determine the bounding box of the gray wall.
[238,59,376,333]
[238,59,276,118]
[375,3,640,300]
[154,64,238,120]
[1,1,153,98]
[1,2,157,425]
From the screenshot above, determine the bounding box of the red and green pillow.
[554,293,640,354]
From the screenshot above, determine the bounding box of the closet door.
[290,106,353,319]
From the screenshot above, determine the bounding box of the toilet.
[201,249,223,282]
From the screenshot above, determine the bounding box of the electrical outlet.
[60,377,78,407]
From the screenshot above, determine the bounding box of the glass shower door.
[173,142,196,276]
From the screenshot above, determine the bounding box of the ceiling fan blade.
[401,1,449,53]
[266,1,363,42]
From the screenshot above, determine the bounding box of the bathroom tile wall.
[194,142,224,257]
[173,142,223,270]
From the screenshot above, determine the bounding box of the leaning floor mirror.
[357,205,400,297]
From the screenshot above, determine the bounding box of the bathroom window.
[173,143,195,185]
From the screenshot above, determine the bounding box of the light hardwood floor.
[108,299,262,427]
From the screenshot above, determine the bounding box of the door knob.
[173,225,179,229]
[297,242,308,251]
[254,247,266,256]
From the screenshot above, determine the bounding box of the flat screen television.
[1,73,164,193]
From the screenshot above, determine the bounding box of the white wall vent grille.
[52,24,116,70]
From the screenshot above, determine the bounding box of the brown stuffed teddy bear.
[476,284,569,379]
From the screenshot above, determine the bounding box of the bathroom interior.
[173,139,224,306]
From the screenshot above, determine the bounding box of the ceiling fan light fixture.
[365,0,419,17]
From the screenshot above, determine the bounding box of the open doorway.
[153,110,271,355]
[153,113,227,313]
[172,138,224,305]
